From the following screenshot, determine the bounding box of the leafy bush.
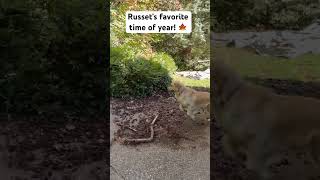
[110,46,133,97]
[150,52,177,74]
[0,0,106,118]
[111,46,171,98]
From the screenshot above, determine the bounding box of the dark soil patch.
[0,117,107,180]
[212,78,320,180]
[111,90,209,147]
[111,91,188,145]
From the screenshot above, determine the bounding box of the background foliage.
[0,0,107,118]
[152,0,210,71]
[213,0,320,32]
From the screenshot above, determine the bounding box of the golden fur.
[170,81,210,123]
[213,59,320,179]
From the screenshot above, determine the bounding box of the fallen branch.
[122,114,159,143]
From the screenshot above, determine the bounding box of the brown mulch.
[111,91,192,145]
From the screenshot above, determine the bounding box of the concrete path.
[110,113,210,180]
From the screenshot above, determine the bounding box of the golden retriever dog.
[170,81,210,123]
[212,59,320,179]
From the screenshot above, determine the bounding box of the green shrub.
[150,52,177,74]
[111,47,171,98]
[110,46,131,97]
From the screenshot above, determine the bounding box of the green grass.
[213,47,320,82]
[172,75,210,88]
[170,47,320,90]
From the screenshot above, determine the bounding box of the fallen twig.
[127,126,138,132]
[122,114,159,143]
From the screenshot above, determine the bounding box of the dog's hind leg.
[186,106,196,120]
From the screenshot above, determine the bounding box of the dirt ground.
[2,78,319,179]
[0,117,107,180]
[111,79,320,180]
[111,88,210,149]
